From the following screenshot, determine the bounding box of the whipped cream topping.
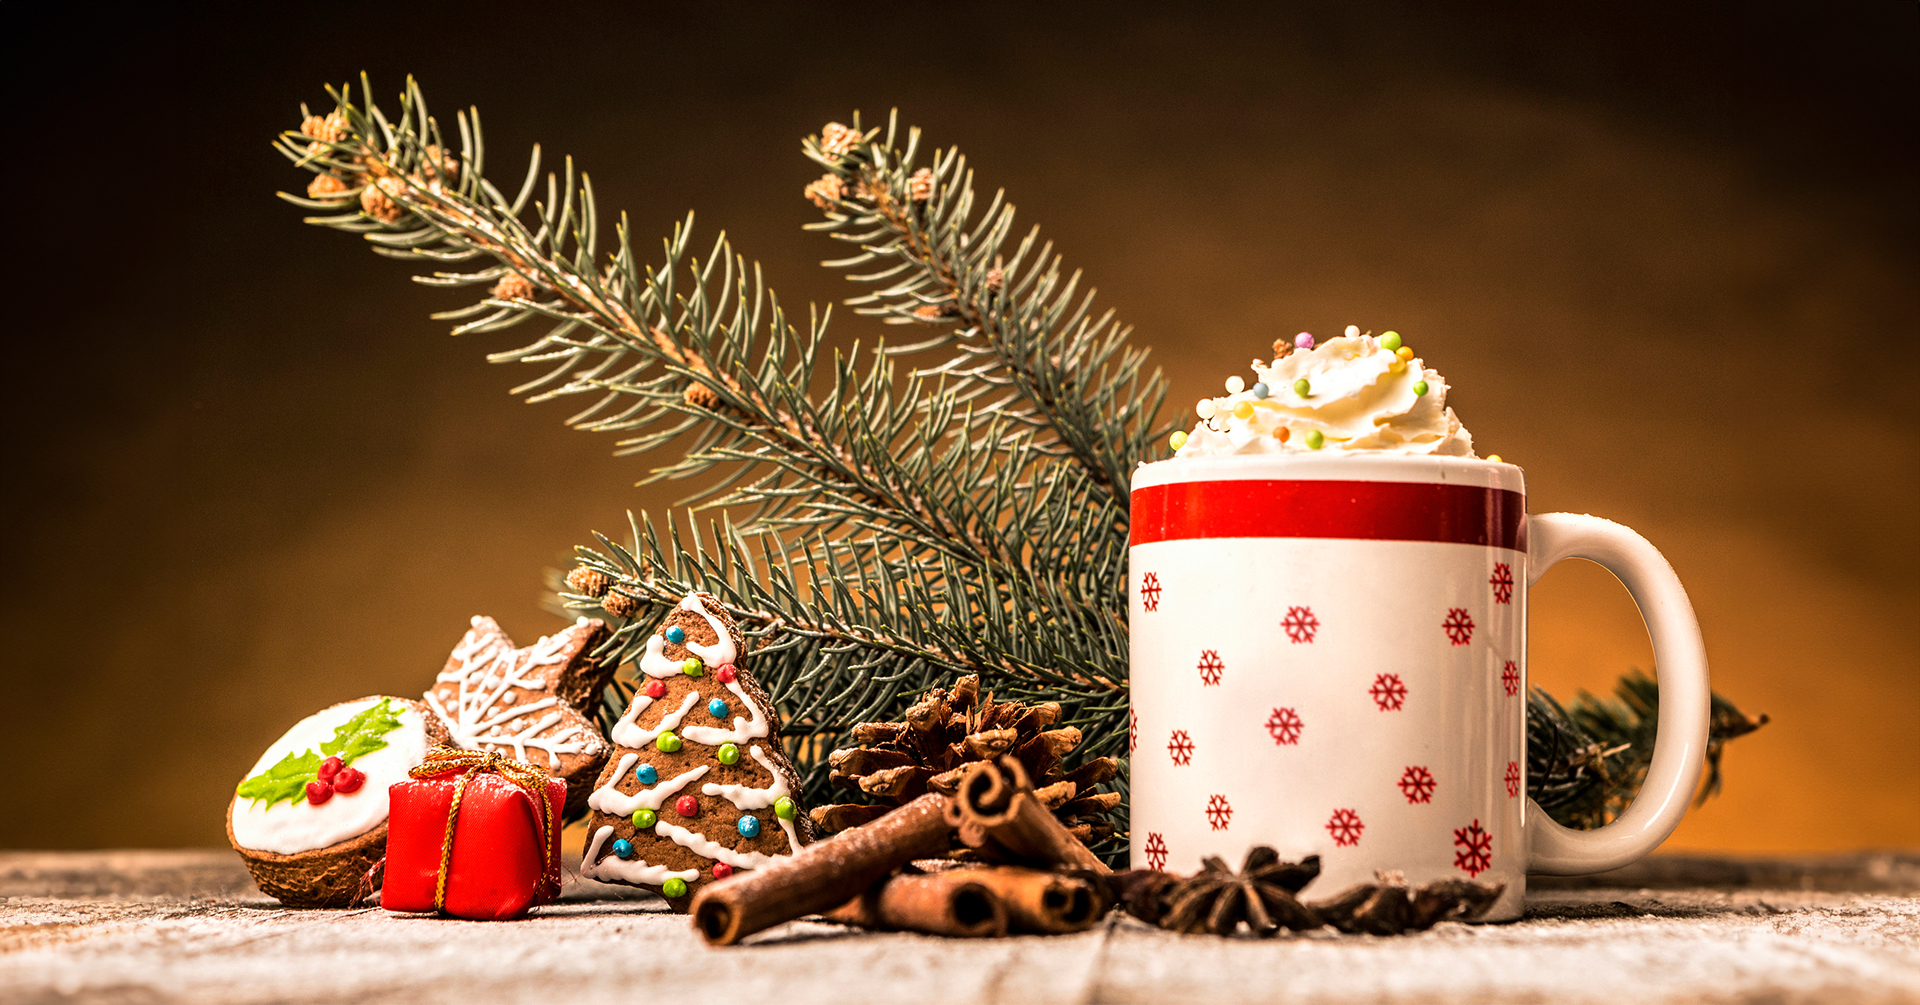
[1175,327,1475,458]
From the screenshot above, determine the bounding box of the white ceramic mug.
[1127,454,1708,920]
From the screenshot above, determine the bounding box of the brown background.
[1,3,1913,853]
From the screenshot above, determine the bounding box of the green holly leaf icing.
[235,698,405,810]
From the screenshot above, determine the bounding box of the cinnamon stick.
[691,792,953,945]
[954,757,1111,874]
[823,870,1008,938]
[965,866,1106,934]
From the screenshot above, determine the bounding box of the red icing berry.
[644,680,669,700]
[716,664,738,684]
[674,794,699,818]
[332,767,365,794]
[712,863,734,880]
[305,780,334,805]
[317,756,343,782]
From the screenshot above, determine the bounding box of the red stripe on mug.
[1129,480,1528,550]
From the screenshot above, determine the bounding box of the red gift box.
[383,750,565,920]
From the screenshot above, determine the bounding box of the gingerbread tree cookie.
[425,615,615,817]
[579,592,812,911]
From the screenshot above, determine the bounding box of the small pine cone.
[912,303,955,321]
[565,567,612,598]
[804,173,844,210]
[984,267,1004,293]
[307,174,349,199]
[820,122,859,158]
[601,590,640,618]
[684,383,722,410]
[491,272,536,301]
[360,177,403,223]
[907,167,933,202]
[420,144,458,184]
[302,112,349,144]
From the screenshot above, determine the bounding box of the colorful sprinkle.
[656,731,682,753]
[1232,401,1254,420]
[708,697,730,718]
[612,837,635,859]
[1294,332,1315,350]
[1252,382,1269,399]
[1306,430,1325,450]
[1380,331,1402,351]
[715,664,738,684]
[664,624,686,644]
[1273,426,1290,442]
[737,815,762,838]
[1396,346,1414,361]
[634,763,658,786]
[681,657,704,677]
[712,863,734,880]
[717,742,741,766]
[1344,325,1360,337]
[674,794,699,818]
[632,808,657,829]
[1195,399,1217,420]
[1225,375,1245,394]
[1169,430,1188,450]
[644,680,668,699]
[1293,378,1311,397]
[773,796,796,821]
[1487,454,1503,464]
[662,877,688,899]
[1413,381,1429,396]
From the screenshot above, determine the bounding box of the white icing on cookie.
[609,690,699,749]
[427,616,603,769]
[703,743,801,852]
[228,699,430,856]
[587,753,710,817]
[652,820,787,870]
[579,824,698,887]
[637,595,739,678]
[679,680,769,747]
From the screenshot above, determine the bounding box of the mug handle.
[1523,513,1711,874]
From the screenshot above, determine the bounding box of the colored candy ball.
[1252,382,1269,399]
[717,742,741,766]
[1232,401,1254,420]
[1344,325,1360,337]
[305,780,333,805]
[332,767,365,794]
[664,624,686,644]
[1388,358,1407,375]
[1273,426,1291,442]
[1380,331,1402,351]
[681,657,704,677]
[1195,398,1216,420]
[1306,430,1326,450]
[737,815,762,838]
[712,863,734,880]
[773,796,796,821]
[1413,381,1429,396]
[644,680,668,700]
[612,838,635,859]
[1293,378,1311,397]
[632,808,657,829]
[634,763,659,785]
[317,756,343,782]
[1225,375,1245,394]
[715,664,738,684]
[1168,430,1188,450]
[662,877,689,898]
[1396,346,1414,361]
[707,697,729,718]
[656,731,683,753]
[1487,454,1504,464]
[1294,332,1315,350]
[674,794,699,818]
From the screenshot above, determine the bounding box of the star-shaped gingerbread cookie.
[425,615,615,817]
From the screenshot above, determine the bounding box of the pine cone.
[360,177,404,223]
[907,167,933,202]
[810,675,1120,843]
[601,590,640,618]
[307,174,349,200]
[819,122,859,158]
[804,174,845,210]
[302,112,349,144]
[565,567,612,599]
[492,271,536,301]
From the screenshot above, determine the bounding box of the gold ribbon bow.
[408,745,558,912]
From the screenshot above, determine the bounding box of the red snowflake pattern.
[1128,707,1138,754]
[1143,832,1168,871]
[1167,729,1195,766]
[1281,605,1320,644]
[1326,808,1365,847]
[1454,818,1493,877]
[1502,660,1520,697]
[1443,607,1476,646]
[1504,761,1522,798]
[1368,673,1408,711]
[1490,563,1515,605]
[1266,707,1304,746]
[1398,765,1436,804]
[1140,572,1162,612]
[1206,794,1233,831]
[1197,649,1224,687]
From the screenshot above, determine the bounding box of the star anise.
[1156,848,1322,936]
[1310,870,1507,935]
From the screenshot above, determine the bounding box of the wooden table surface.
[3,850,1917,1004]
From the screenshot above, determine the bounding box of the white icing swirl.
[638,595,739,678]
[609,690,699,750]
[1176,330,1475,457]
[702,744,801,852]
[588,754,709,817]
[679,680,768,747]
[653,820,785,870]
[579,824,698,887]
